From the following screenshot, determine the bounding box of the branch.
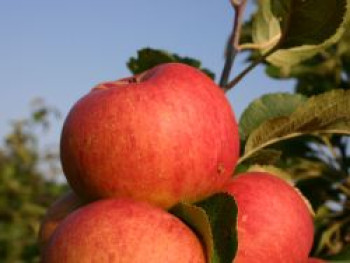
[219,0,247,88]
[223,48,276,92]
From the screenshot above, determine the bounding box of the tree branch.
[223,48,276,92]
[219,0,247,88]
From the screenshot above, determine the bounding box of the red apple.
[308,258,327,263]
[225,172,314,263]
[38,191,83,251]
[60,63,239,208]
[42,198,206,263]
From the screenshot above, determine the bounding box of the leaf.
[237,149,282,167]
[239,93,307,141]
[127,48,215,79]
[266,57,340,80]
[250,0,349,69]
[171,193,238,263]
[251,0,281,51]
[269,0,348,67]
[242,90,350,162]
[272,0,348,48]
[171,202,214,261]
[267,41,344,70]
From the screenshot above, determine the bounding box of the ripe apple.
[38,191,83,251]
[308,258,327,263]
[225,172,314,263]
[60,63,239,208]
[42,198,206,263]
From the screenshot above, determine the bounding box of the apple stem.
[219,0,247,89]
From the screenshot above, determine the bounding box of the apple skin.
[308,258,327,263]
[225,172,314,263]
[38,191,84,251]
[60,63,239,208]
[42,198,206,263]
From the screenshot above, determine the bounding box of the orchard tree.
[0,101,67,262]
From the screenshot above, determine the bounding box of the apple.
[225,172,314,263]
[308,258,327,263]
[42,198,206,263]
[60,62,239,208]
[38,191,84,251]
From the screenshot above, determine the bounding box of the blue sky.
[0,0,293,146]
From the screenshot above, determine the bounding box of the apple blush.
[60,63,239,208]
[43,198,206,263]
[225,172,314,263]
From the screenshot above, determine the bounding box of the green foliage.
[251,0,281,51]
[239,90,350,165]
[127,48,216,80]
[266,21,350,95]
[0,102,67,262]
[240,1,350,258]
[238,91,350,259]
[271,0,347,48]
[239,93,307,141]
[171,193,238,263]
[250,0,349,69]
[236,149,282,168]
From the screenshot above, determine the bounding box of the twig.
[223,48,276,92]
[219,0,247,88]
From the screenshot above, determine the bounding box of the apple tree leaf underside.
[252,0,349,68]
[239,92,307,141]
[239,89,350,165]
[171,193,238,263]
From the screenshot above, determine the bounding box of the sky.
[0,0,294,147]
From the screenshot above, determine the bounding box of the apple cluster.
[39,63,322,262]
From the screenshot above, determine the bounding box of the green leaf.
[266,57,340,80]
[127,48,215,79]
[241,90,350,163]
[236,149,282,168]
[251,0,281,52]
[267,41,344,70]
[239,93,307,141]
[272,0,348,48]
[251,0,349,69]
[171,193,238,263]
[170,203,214,262]
[269,0,348,67]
